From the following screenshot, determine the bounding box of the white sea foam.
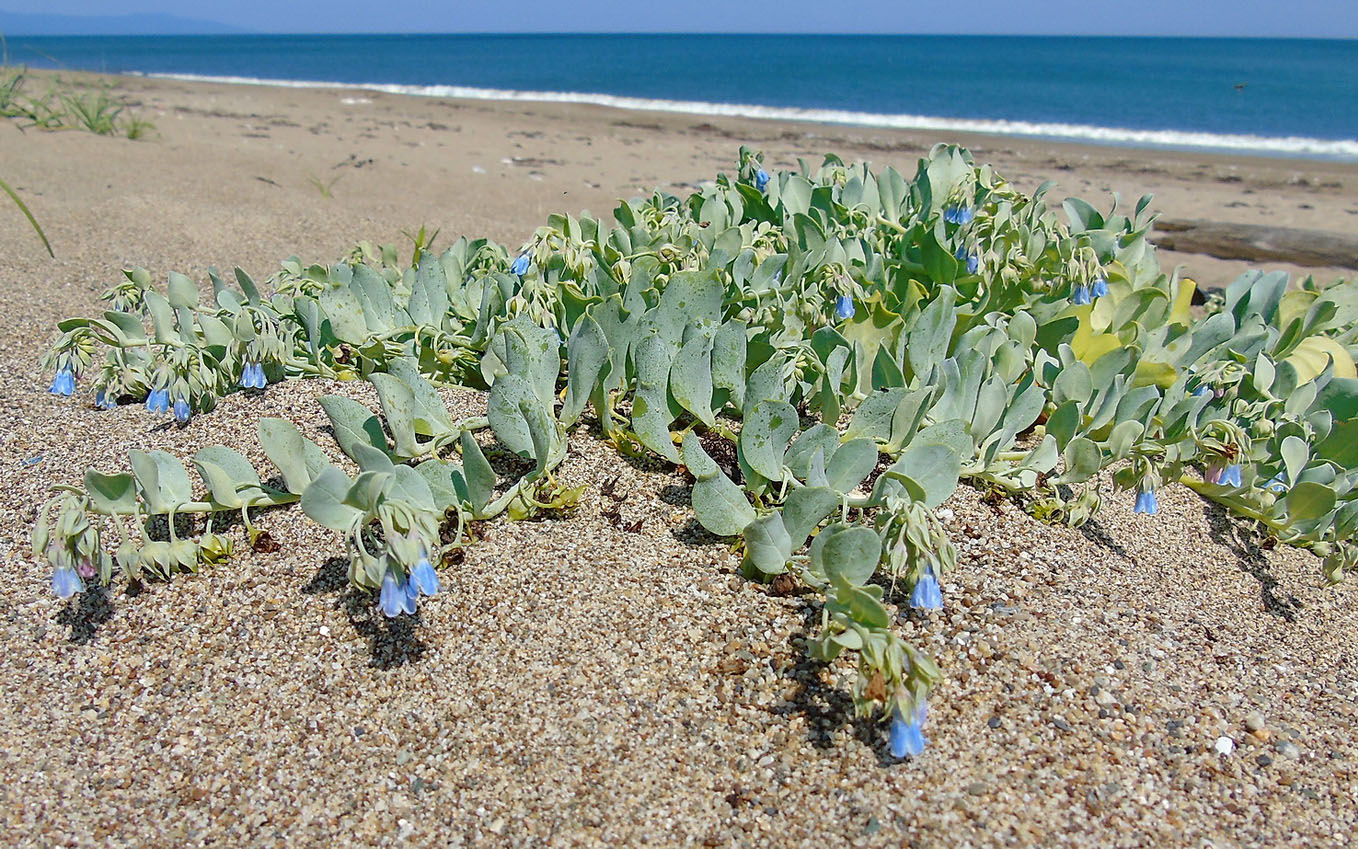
[144,72,1358,161]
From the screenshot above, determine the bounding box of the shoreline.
[136,71,1358,162]
[4,68,1353,289]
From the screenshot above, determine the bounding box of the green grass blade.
[0,175,54,258]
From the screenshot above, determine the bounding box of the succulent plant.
[35,145,1357,759]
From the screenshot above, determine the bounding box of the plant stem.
[0,175,54,258]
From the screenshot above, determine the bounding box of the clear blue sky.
[3,0,1357,37]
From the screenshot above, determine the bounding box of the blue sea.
[5,34,1357,159]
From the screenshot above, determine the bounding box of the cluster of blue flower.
[953,247,980,275]
[943,205,974,226]
[49,359,272,423]
[378,552,441,618]
[239,361,268,390]
[1070,278,1110,306]
[144,388,191,423]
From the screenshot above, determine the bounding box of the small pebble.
[1215,736,1236,756]
[967,782,987,796]
[1245,711,1266,732]
[1256,754,1273,767]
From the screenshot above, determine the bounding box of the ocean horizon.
[5,34,1357,160]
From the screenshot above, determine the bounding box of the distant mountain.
[0,10,250,35]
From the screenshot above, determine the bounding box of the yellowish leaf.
[1284,336,1357,383]
[1104,260,1131,285]
[1069,306,1122,365]
[1133,359,1178,389]
[1277,290,1316,332]
[1168,277,1196,327]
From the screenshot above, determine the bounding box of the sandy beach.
[1,71,1356,847]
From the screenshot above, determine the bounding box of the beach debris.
[1155,218,1358,270]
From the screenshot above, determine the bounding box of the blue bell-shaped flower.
[49,368,76,396]
[1133,489,1159,515]
[410,555,440,597]
[834,295,855,321]
[379,568,409,618]
[145,388,170,414]
[943,205,973,225]
[401,576,418,614]
[510,253,531,276]
[240,362,266,389]
[754,168,770,192]
[889,702,927,758]
[51,565,85,599]
[910,567,943,611]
